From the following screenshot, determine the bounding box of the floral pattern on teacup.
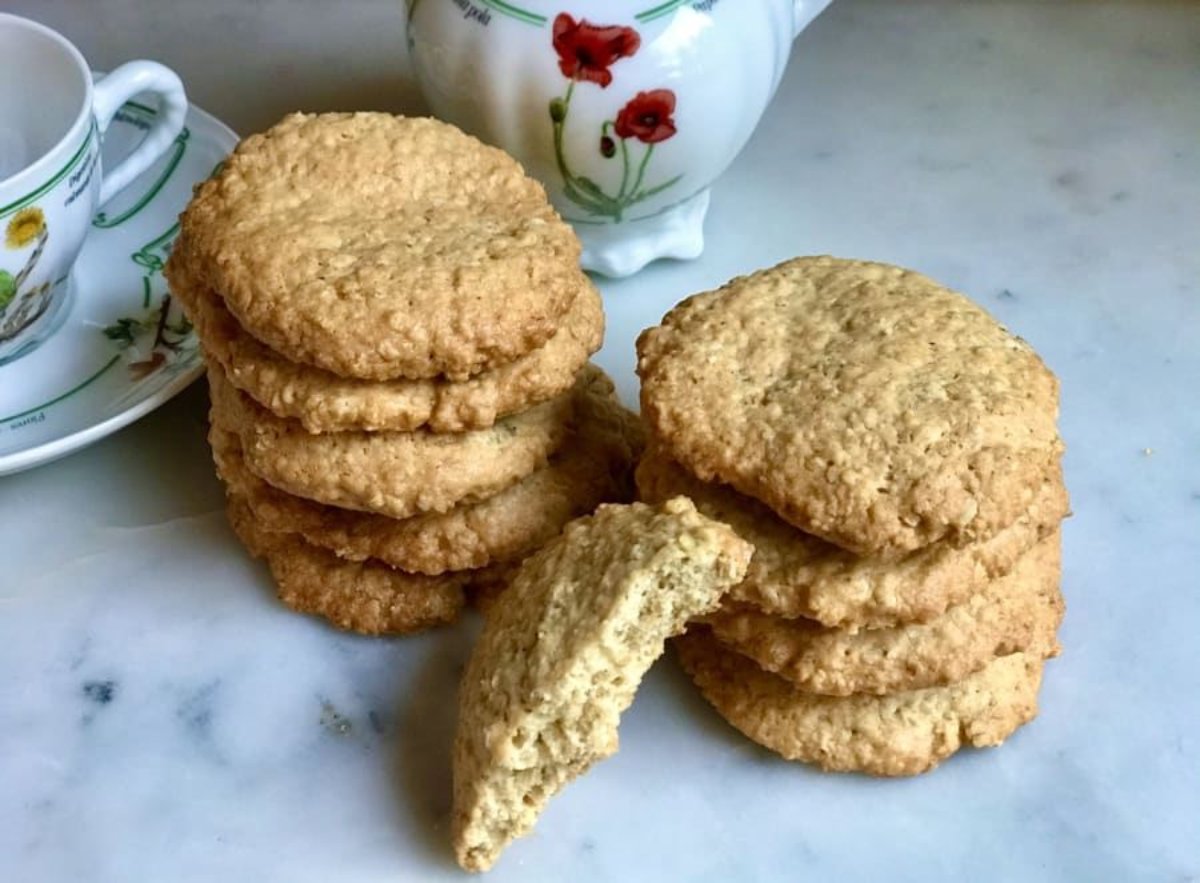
[0,207,53,343]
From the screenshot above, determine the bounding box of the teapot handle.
[793,0,834,38]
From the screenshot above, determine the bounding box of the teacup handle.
[91,61,188,206]
[793,0,834,37]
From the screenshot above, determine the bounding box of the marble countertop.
[2,1,1198,880]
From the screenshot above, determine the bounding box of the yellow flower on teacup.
[6,206,46,249]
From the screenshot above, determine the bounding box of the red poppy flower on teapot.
[407,1,835,277]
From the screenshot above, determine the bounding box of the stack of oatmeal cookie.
[166,112,640,635]
[637,256,1069,776]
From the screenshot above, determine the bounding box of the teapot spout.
[793,0,834,38]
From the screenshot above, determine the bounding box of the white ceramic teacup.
[0,13,187,365]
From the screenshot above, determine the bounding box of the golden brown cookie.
[636,448,1068,629]
[676,628,1045,776]
[638,256,1064,559]
[177,112,583,381]
[207,364,613,520]
[169,236,604,433]
[226,497,469,635]
[452,498,753,872]
[209,380,643,574]
[705,532,1063,696]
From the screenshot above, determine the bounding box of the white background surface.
[1,2,1198,881]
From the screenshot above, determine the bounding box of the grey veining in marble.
[1,1,1198,880]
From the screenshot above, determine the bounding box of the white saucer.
[0,87,236,476]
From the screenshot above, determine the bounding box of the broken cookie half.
[451,497,753,872]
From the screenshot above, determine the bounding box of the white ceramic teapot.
[406,0,834,277]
